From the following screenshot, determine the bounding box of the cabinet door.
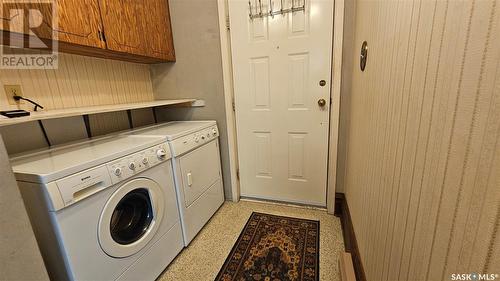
[1,1,48,36]
[98,0,147,56]
[143,0,175,61]
[98,0,175,61]
[55,0,105,48]
[0,0,104,49]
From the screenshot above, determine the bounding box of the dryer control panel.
[170,125,219,156]
[107,143,170,184]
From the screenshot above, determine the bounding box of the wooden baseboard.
[335,193,367,281]
[339,252,357,281]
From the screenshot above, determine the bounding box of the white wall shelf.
[0,99,199,127]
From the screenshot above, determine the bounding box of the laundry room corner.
[0,135,49,281]
[1,0,497,280]
[149,0,235,201]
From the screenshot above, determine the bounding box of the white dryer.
[125,121,225,246]
[10,135,184,281]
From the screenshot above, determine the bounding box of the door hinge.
[232,98,235,111]
[226,15,230,30]
[236,168,240,180]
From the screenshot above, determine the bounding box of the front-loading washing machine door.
[98,178,165,258]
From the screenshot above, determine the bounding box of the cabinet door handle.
[97,30,106,42]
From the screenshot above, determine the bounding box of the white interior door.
[229,0,334,206]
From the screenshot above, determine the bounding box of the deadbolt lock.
[319,80,326,87]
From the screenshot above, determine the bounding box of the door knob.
[318,99,326,107]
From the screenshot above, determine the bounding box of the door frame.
[217,0,241,203]
[216,0,345,214]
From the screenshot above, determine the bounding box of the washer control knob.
[157,149,167,159]
[142,157,149,165]
[129,162,136,170]
[201,135,206,141]
[114,167,122,176]
[212,128,217,136]
[194,136,200,143]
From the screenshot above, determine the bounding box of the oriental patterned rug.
[215,212,320,281]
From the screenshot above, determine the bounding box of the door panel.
[0,0,105,49]
[98,0,175,60]
[143,0,175,60]
[250,57,271,109]
[98,0,145,56]
[55,0,105,48]
[229,0,333,206]
[179,141,221,207]
[0,1,52,40]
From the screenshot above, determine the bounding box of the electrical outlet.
[3,85,24,105]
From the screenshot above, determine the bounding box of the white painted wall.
[150,0,234,199]
[0,135,48,280]
[335,0,356,194]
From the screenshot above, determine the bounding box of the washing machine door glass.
[110,188,154,245]
[99,178,165,258]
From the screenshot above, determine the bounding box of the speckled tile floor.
[157,199,344,281]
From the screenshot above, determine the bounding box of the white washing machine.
[125,121,225,246]
[10,135,184,281]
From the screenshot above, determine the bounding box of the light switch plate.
[3,84,24,105]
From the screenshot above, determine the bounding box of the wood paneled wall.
[0,52,154,111]
[0,52,155,154]
[342,0,500,280]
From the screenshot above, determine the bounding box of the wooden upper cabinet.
[0,1,54,47]
[0,0,175,63]
[54,0,105,49]
[98,0,175,61]
[0,0,104,49]
[143,0,175,61]
[98,0,146,56]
